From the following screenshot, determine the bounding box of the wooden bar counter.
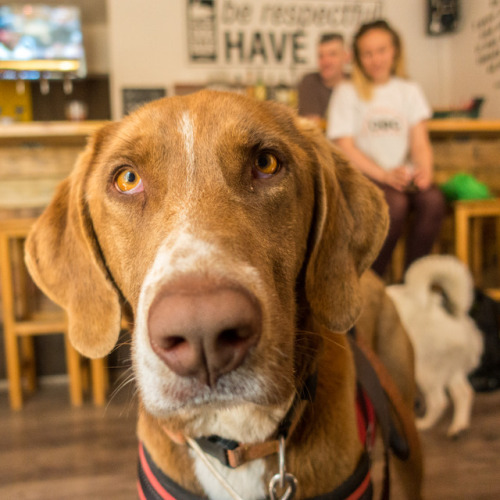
[0,120,107,215]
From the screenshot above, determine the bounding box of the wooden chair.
[454,199,500,298]
[0,218,108,410]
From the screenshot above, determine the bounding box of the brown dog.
[25,91,420,499]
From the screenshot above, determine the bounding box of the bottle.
[274,74,290,105]
[232,74,245,95]
[245,71,255,99]
[254,73,267,101]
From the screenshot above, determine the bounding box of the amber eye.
[254,152,280,177]
[114,167,143,194]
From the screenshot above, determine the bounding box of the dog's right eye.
[253,152,281,179]
[114,168,144,194]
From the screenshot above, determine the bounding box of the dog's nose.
[147,280,261,387]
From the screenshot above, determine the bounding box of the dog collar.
[138,441,373,500]
[161,372,318,470]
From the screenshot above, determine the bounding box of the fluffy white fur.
[387,255,484,437]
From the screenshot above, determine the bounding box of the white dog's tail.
[404,255,474,315]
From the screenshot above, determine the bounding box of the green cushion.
[440,173,492,201]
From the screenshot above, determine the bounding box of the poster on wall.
[186,0,382,71]
[187,0,218,62]
[122,88,167,115]
[427,0,459,35]
[473,2,500,79]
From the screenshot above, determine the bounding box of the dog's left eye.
[253,152,281,178]
[114,167,144,194]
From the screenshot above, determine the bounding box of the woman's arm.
[409,121,434,190]
[335,137,410,191]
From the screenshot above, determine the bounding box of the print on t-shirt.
[363,107,407,136]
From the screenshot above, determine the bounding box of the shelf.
[0,120,108,140]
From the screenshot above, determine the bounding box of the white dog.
[387,255,484,437]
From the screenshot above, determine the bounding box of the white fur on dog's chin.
[188,404,296,500]
[183,399,293,442]
[193,452,267,500]
[134,225,292,441]
[189,401,295,499]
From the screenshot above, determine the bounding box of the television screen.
[0,4,86,79]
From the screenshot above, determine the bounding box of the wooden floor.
[0,381,499,499]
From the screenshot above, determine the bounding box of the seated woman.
[327,19,445,278]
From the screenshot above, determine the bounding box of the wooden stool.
[454,199,500,297]
[0,218,108,410]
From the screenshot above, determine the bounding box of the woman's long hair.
[351,19,407,100]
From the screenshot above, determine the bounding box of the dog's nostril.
[162,336,186,351]
[218,328,249,346]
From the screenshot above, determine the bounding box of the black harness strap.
[349,336,391,500]
[347,327,413,500]
[138,443,201,500]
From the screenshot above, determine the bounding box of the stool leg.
[13,240,37,393]
[0,234,23,410]
[496,217,500,287]
[4,327,22,410]
[20,336,37,393]
[391,237,405,283]
[471,218,483,287]
[80,359,90,395]
[91,357,108,406]
[455,206,470,267]
[64,335,83,406]
[12,237,29,318]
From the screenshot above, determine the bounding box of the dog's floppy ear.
[25,124,121,358]
[300,120,389,332]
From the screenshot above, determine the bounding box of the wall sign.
[473,2,500,76]
[187,0,382,70]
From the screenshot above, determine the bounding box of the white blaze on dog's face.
[84,93,318,436]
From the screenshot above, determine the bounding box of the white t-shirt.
[326,78,432,170]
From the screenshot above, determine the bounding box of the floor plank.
[0,382,138,500]
[0,382,499,499]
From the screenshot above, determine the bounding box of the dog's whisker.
[106,367,137,412]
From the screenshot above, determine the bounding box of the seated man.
[297,33,349,128]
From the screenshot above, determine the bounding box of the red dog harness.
[137,384,376,500]
[138,441,373,500]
